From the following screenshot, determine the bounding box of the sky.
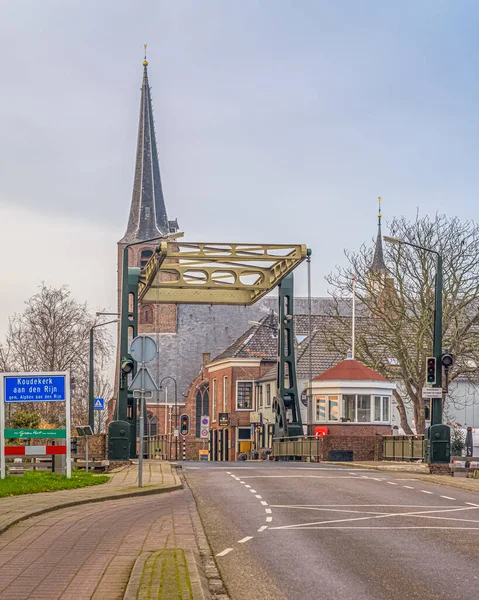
[1,0,479,336]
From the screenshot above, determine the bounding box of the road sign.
[4,428,66,439]
[422,387,442,399]
[93,398,105,410]
[174,428,179,437]
[201,416,210,427]
[4,374,66,402]
[200,428,209,439]
[130,335,157,363]
[129,366,158,391]
[1,371,72,480]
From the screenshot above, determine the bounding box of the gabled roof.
[211,312,278,363]
[120,61,170,243]
[314,359,390,382]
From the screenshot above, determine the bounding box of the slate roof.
[211,311,278,362]
[314,359,390,382]
[120,61,170,243]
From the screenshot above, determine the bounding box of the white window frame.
[258,384,263,408]
[315,395,326,422]
[223,376,228,412]
[266,384,271,407]
[212,379,217,422]
[236,380,254,411]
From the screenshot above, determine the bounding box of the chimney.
[202,353,211,365]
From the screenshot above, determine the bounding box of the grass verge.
[0,471,109,497]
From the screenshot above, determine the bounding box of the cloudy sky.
[1,1,478,335]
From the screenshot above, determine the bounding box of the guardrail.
[272,437,322,460]
[382,435,425,461]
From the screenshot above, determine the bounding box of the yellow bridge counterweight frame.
[138,241,308,305]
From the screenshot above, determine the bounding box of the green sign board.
[4,428,66,439]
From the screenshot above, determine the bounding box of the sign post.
[1,372,71,479]
[129,335,158,488]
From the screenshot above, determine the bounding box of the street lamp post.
[384,236,443,425]
[89,316,118,432]
[159,376,178,460]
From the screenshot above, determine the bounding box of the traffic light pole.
[431,253,443,426]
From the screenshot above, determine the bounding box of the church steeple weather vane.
[370,196,387,272]
[143,44,148,67]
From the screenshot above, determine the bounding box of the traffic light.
[120,356,134,375]
[424,402,430,421]
[426,357,436,384]
[441,352,454,369]
[70,437,78,455]
[180,414,190,436]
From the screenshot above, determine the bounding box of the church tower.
[367,197,388,294]
[118,51,179,334]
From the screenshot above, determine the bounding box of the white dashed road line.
[387,482,397,486]
[265,508,272,514]
[258,526,268,532]
[466,502,479,507]
[441,495,456,500]
[266,516,273,522]
[238,536,253,544]
[256,495,262,499]
[261,501,268,506]
[250,489,257,493]
[421,490,433,495]
[403,486,414,489]
[245,485,251,488]
[216,548,233,557]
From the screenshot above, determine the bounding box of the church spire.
[121,48,170,243]
[370,197,387,272]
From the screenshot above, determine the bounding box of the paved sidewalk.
[0,488,200,599]
[324,460,428,472]
[0,461,181,535]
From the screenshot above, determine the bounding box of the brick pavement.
[0,461,181,535]
[0,488,198,599]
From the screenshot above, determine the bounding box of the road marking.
[240,481,246,484]
[257,526,268,532]
[466,502,479,507]
[271,504,464,508]
[216,548,233,557]
[387,482,397,485]
[238,536,253,544]
[441,496,456,500]
[271,506,479,530]
[372,477,384,481]
[403,486,414,489]
[266,516,273,522]
[250,489,257,493]
[420,490,433,494]
[271,526,479,531]
[226,471,231,474]
[239,475,375,479]
[261,501,268,506]
[245,485,251,488]
[256,495,262,499]
[265,508,272,514]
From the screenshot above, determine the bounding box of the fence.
[143,435,168,459]
[382,435,425,461]
[272,437,322,460]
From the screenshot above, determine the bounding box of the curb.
[0,483,182,536]
[323,461,428,473]
[123,550,211,600]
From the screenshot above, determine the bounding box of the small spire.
[143,44,148,67]
[346,348,353,360]
[370,196,387,272]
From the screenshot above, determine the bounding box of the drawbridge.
[108,237,310,459]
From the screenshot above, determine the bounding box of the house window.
[258,385,263,408]
[357,395,371,422]
[382,397,390,421]
[266,384,271,407]
[237,381,254,410]
[140,249,153,269]
[342,395,356,422]
[374,396,382,421]
[212,379,217,421]
[223,376,228,412]
[316,396,326,422]
[328,396,339,421]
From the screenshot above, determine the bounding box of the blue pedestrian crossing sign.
[94,398,105,410]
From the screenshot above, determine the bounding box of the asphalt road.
[183,462,479,600]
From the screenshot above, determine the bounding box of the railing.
[143,435,168,459]
[273,436,322,460]
[382,435,425,461]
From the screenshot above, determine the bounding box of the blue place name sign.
[4,375,67,403]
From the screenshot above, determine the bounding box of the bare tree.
[324,213,479,434]
[5,284,113,425]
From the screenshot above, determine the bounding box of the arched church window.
[140,249,153,269]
